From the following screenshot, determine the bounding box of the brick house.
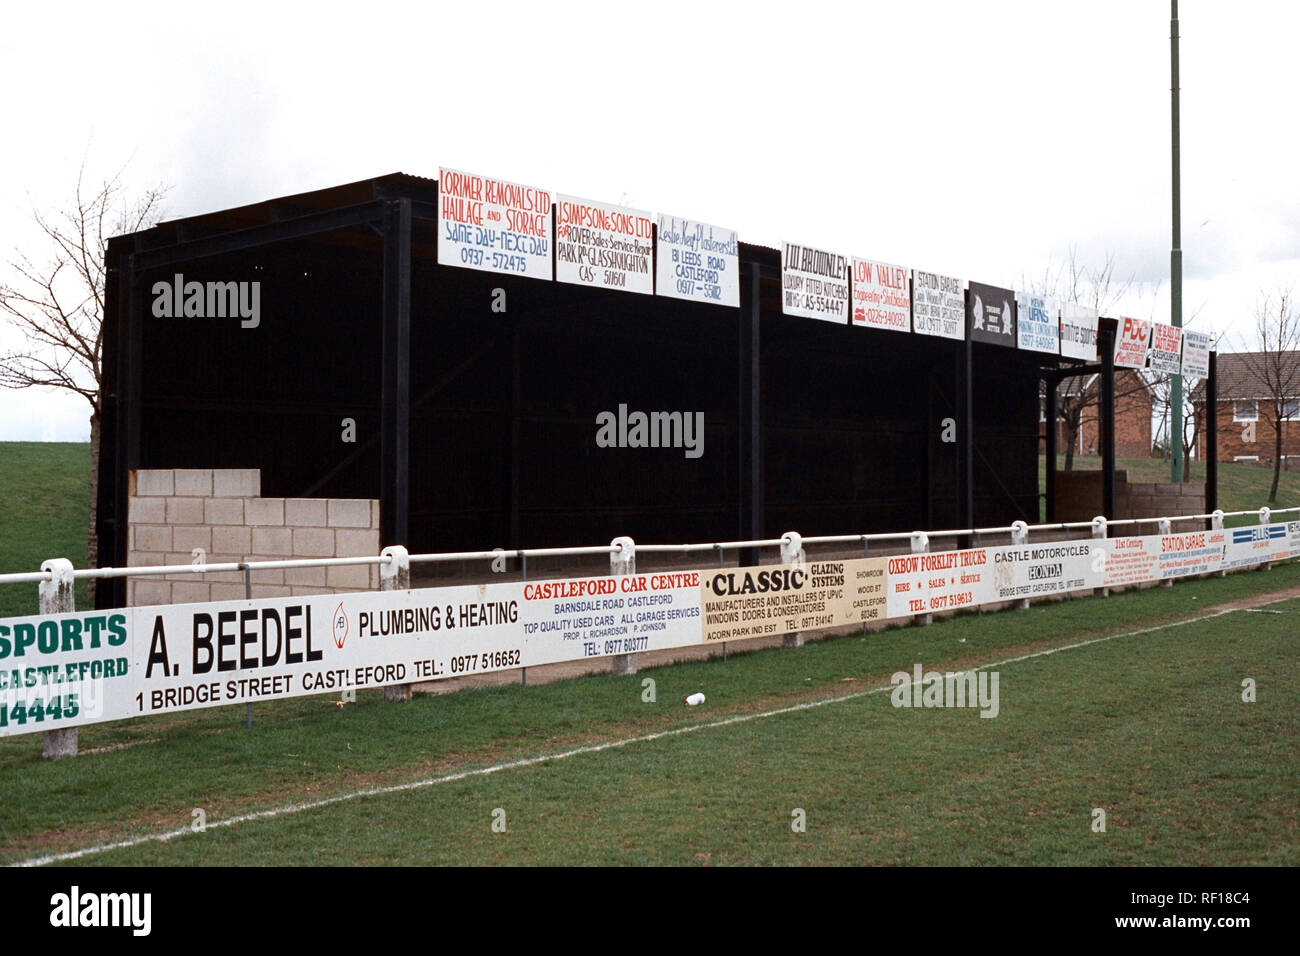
[1041,370,1155,459]
[1192,350,1300,463]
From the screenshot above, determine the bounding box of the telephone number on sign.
[605,636,648,655]
[449,650,522,674]
[1,694,79,727]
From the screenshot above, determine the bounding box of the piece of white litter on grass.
[685,692,706,706]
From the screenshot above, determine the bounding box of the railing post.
[1211,509,1226,577]
[519,551,528,686]
[39,559,78,760]
[241,563,254,727]
[609,536,637,674]
[1091,516,1109,598]
[911,532,932,627]
[1158,518,1174,587]
[381,546,412,700]
[1258,507,1271,572]
[1010,520,1030,610]
[781,532,806,646]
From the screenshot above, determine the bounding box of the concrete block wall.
[1053,469,1206,530]
[1116,481,1206,532]
[126,469,381,606]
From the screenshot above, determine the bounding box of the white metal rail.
[0,506,1295,587]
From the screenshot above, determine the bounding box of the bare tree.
[1026,247,1160,470]
[1237,286,1300,503]
[0,162,167,592]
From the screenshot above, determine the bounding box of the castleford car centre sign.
[4,522,1294,738]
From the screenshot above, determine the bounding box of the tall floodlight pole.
[1170,0,1184,481]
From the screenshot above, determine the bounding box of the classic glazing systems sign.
[781,242,849,323]
[967,282,1016,348]
[655,215,739,307]
[700,559,887,643]
[1015,293,1059,354]
[555,195,654,295]
[851,258,911,333]
[4,527,1293,737]
[438,168,554,279]
[1059,302,1099,361]
[912,270,965,340]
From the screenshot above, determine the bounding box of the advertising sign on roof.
[1060,302,1099,361]
[1114,316,1153,369]
[1181,329,1211,380]
[851,258,911,333]
[912,270,965,340]
[968,282,1017,348]
[555,195,654,295]
[782,242,850,323]
[1147,322,1184,375]
[438,168,553,280]
[655,215,739,307]
[1016,293,1060,354]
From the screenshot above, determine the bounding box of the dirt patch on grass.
[79,738,160,757]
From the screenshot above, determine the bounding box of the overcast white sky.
[2,0,1297,441]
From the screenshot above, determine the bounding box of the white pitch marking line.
[10,597,1287,867]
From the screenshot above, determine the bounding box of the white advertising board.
[885,547,992,618]
[1060,302,1099,361]
[555,195,654,295]
[655,215,739,307]
[1181,329,1211,380]
[1148,322,1184,375]
[912,269,965,340]
[438,168,553,279]
[989,541,1099,600]
[851,258,911,333]
[1114,316,1153,369]
[1016,293,1060,354]
[781,242,849,323]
